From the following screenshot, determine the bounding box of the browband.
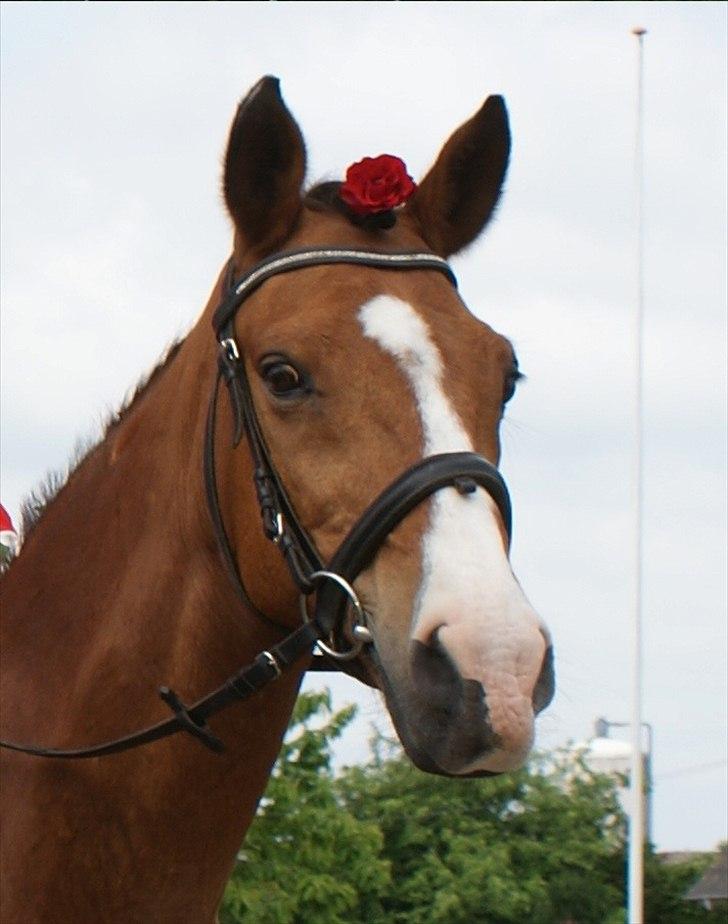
[213,248,458,335]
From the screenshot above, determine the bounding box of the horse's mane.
[304,182,397,231]
[304,181,345,212]
[18,340,184,541]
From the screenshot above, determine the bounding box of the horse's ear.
[223,76,306,258]
[406,96,510,258]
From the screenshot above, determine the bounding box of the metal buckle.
[260,650,282,678]
[299,570,372,661]
[219,337,240,362]
[270,512,285,545]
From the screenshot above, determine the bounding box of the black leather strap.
[313,452,512,634]
[216,324,323,582]
[213,248,458,335]
[203,367,285,631]
[0,622,321,759]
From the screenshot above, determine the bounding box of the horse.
[0,76,554,923]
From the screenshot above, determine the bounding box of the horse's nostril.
[410,634,460,706]
[532,645,555,714]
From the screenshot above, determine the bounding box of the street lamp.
[594,717,653,843]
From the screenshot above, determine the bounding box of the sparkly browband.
[212,248,457,335]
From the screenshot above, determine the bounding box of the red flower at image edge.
[0,503,17,561]
[339,155,416,216]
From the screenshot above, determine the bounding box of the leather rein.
[0,247,512,759]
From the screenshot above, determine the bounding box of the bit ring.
[299,570,371,661]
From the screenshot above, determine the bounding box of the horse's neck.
[4,325,222,698]
[0,317,304,920]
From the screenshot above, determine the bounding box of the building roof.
[658,851,710,867]
[685,848,728,903]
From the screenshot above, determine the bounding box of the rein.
[0,248,512,759]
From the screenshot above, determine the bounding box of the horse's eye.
[503,367,523,407]
[261,359,304,397]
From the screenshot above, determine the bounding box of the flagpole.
[628,25,647,924]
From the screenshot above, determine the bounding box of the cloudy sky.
[1,2,725,852]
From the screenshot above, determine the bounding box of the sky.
[1,1,726,853]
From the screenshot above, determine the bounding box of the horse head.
[214,76,554,777]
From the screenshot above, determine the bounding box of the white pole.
[628,25,647,924]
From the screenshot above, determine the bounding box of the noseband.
[0,247,512,760]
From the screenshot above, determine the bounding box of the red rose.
[339,154,416,216]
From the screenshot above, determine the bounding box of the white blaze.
[359,295,546,773]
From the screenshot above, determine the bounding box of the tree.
[222,692,725,923]
[644,850,722,924]
[338,742,625,924]
[220,691,390,924]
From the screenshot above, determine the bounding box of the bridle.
[0,247,512,759]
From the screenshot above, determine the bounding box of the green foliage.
[220,691,390,924]
[222,692,725,924]
[338,744,625,924]
[644,851,725,924]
